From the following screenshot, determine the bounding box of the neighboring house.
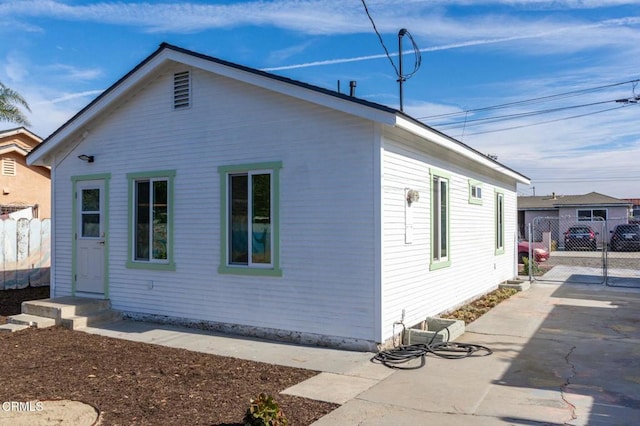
[518,192,632,246]
[622,198,640,220]
[0,127,50,218]
[27,43,529,350]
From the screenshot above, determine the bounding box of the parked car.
[564,226,598,251]
[518,240,549,263]
[610,224,640,252]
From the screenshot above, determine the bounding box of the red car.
[518,240,549,263]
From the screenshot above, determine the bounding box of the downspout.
[49,160,56,298]
[373,123,383,345]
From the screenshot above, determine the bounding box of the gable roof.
[0,126,43,157]
[26,43,529,184]
[519,192,631,210]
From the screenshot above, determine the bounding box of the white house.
[27,43,529,351]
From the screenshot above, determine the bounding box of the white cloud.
[266,41,315,65]
[0,51,104,137]
[45,64,103,81]
[4,53,29,82]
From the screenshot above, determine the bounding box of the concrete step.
[0,323,31,333]
[22,297,112,320]
[8,313,57,328]
[61,309,123,330]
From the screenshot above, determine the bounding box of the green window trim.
[218,161,283,277]
[468,180,483,205]
[430,168,451,271]
[495,190,505,255]
[126,170,176,271]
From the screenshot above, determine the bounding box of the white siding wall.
[380,135,518,342]
[52,64,378,342]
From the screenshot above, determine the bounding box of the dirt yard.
[0,287,338,425]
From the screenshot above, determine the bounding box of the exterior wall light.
[78,154,94,163]
[407,189,420,204]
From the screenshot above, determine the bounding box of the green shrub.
[244,393,288,426]
[522,257,541,276]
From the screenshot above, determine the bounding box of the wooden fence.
[0,218,50,289]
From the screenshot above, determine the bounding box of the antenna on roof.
[398,29,407,111]
[360,1,421,112]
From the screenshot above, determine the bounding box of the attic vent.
[173,71,191,109]
[2,158,16,176]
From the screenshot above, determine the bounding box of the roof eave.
[27,43,399,167]
[394,115,531,185]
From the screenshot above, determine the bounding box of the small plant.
[522,257,541,276]
[442,288,517,325]
[244,393,288,426]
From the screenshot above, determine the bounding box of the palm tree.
[0,82,31,126]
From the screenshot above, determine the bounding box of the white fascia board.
[167,50,398,126]
[394,116,530,185]
[0,127,42,142]
[28,48,396,166]
[27,51,172,166]
[0,144,30,156]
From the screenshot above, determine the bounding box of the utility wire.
[435,98,628,130]
[419,78,640,121]
[458,104,633,136]
[360,0,421,81]
[360,0,399,77]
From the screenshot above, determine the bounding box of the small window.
[173,71,190,109]
[2,158,16,176]
[468,180,482,205]
[577,209,607,221]
[495,191,505,254]
[219,162,282,276]
[127,170,175,270]
[430,170,450,270]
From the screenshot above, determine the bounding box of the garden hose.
[371,324,493,369]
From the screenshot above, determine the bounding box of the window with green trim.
[431,172,450,268]
[219,162,282,276]
[469,180,483,205]
[495,191,505,254]
[127,171,175,269]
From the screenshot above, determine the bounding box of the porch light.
[407,189,420,204]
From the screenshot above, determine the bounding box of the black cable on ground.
[371,325,493,369]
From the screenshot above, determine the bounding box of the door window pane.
[82,189,100,211]
[82,214,100,237]
[81,187,100,238]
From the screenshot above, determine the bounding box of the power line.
[360,0,421,112]
[418,78,640,121]
[434,98,623,130]
[360,0,399,77]
[458,103,634,136]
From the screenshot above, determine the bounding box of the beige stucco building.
[0,127,51,218]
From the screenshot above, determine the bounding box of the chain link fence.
[526,216,640,288]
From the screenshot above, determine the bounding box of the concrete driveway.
[314,279,640,425]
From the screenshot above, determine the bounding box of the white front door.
[75,180,106,294]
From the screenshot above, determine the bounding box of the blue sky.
[1,0,639,198]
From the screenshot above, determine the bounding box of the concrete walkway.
[81,279,640,425]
